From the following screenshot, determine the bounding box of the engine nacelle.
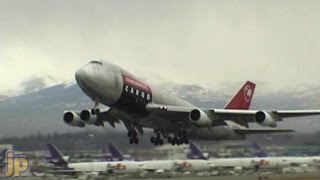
[254,111,277,127]
[189,109,213,127]
[63,111,85,127]
[80,109,98,125]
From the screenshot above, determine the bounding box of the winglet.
[224,81,256,110]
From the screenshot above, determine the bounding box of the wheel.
[129,138,134,144]
[168,137,172,143]
[171,141,176,145]
[159,139,164,145]
[173,137,178,143]
[134,138,139,144]
[184,138,189,144]
[133,131,137,137]
[154,140,159,146]
[156,136,161,142]
[151,137,155,143]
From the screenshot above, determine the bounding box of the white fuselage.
[75,60,246,140]
[209,156,320,170]
[141,159,212,173]
[68,161,144,174]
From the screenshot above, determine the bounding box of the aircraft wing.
[146,104,190,121]
[146,104,320,123]
[96,108,121,128]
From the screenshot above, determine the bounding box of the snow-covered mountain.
[1,74,64,97]
[15,74,64,95]
[0,75,320,138]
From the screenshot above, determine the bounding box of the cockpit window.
[90,60,103,65]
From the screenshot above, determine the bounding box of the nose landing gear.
[91,98,101,115]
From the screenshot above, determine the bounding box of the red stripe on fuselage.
[122,74,151,93]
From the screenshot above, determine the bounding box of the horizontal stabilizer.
[234,129,294,135]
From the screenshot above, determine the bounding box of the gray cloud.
[1,0,320,93]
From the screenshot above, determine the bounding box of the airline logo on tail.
[244,84,253,102]
[224,81,256,110]
[224,81,256,127]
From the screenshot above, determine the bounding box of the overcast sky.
[1,0,320,94]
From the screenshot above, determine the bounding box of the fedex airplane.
[101,143,213,174]
[46,144,213,175]
[45,144,144,175]
[63,60,320,145]
[187,142,320,172]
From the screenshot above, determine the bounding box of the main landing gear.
[150,130,189,146]
[128,130,139,145]
[150,131,164,146]
[168,130,189,146]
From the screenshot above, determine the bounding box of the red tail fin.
[224,81,256,110]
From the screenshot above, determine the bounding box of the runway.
[21,172,320,180]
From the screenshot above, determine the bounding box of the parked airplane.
[186,142,274,173]
[104,142,213,174]
[142,159,213,175]
[187,142,320,173]
[46,143,213,176]
[45,144,144,175]
[63,60,320,145]
[250,143,320,169]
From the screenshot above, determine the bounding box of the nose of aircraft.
[75,69,86,82]
[75,68,93,87]
[75,65,99,90]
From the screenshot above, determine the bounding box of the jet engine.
[63,111,85,127]
[80,109,98,125]
[254,111,277,127]
[189,109,213,127]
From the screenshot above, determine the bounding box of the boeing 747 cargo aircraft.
[63,60,320,145]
